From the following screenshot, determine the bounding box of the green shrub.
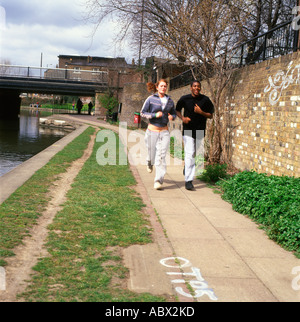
[98,92,119,115]
[218,171,300,256]
[198,163,230,183]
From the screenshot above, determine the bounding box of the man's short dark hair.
[191,80,201,87]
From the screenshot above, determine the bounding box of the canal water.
[0,110,69,177]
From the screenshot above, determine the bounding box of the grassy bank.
[1,127,165,302]
[40,103,92,113]
[0,127,95,267]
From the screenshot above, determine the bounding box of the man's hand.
[194,104,203,115]
[194,104,213,119]
[182,116,191,124]
[176,111,191,124]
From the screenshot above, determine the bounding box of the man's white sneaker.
[154,181,162,190]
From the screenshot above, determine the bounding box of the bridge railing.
[0,64,109,84]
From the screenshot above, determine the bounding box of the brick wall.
[119,83,149,127]
[108,70,144,100]
[169,51,300,178]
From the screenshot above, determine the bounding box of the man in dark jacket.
[77,98,83,114]
[176,80,214,190]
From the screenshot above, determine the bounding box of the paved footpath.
[62,115,300,302]
[2,114,299,302]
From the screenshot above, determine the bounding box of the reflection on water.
[0,110,68,177]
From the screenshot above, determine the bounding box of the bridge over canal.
[0,64,109,118]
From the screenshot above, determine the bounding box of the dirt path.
[0,130,97,302]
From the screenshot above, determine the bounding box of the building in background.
[58,55,143,99]
[56,55,145,117]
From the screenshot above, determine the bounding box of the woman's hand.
[156,111,163,118]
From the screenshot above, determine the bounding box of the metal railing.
[0,64,109,84]
[170,19,300,90]
[237,19,299,66]
[169,68,198,91]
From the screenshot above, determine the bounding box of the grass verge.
[17,128,165,302]
[0,127,95,267]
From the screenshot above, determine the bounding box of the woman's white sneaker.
[154,181,162,190]
[147,161,153,173]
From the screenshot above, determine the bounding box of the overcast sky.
[0,0,131,68]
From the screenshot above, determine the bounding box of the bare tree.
[83,0,296,164]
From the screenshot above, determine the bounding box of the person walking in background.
[141,79,177,190]
[176,80,214,190]
[77,98,83,115]
[88,101,94,115]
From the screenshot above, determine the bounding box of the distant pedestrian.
[88,101,94,115]
[141,79,177,190]
[176,80,214,190]
[76,98,83,114]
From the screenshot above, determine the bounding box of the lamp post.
[298,0,300,50]
[292,0,300,51]
[40,52,43,78]
[138,0,145,67]
[65,63,68,80]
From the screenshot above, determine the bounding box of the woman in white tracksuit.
[141,79,177,190]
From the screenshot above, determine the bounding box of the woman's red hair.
[147,79,168,93]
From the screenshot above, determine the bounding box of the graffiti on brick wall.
[264,61,300,106]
